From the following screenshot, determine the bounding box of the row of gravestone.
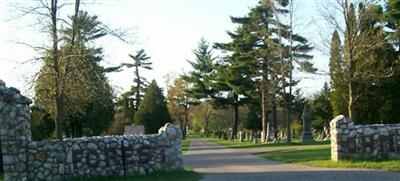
[0,80,183,181]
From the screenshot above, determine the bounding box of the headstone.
[124,125,145,135]
[222,133,227,140]
[300,105,314,143]
[261,131,266,142]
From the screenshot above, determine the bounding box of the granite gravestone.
[124,125,145,135]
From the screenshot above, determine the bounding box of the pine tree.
[183,38,216,100]
[310,82,333,130]
[123,49,152,112]
[384,0,400,54]
[281,0,315,143]
[215,0,314,142]
[212,56,254,140]
[214,24,256,140]
[329,30,347,116]
[134,80,172,134]
[182,38,216,136]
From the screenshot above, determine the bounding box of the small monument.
[124,124,145,135]
[239,131,244,142]
[300,105,314,143]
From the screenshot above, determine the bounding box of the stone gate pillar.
[158,123,183,170]
[0,80,32,181]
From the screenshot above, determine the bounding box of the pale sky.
[0,0,330,98]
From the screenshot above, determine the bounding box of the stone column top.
[0,79,32,105]
[158,123,182,140]
[329,115,351,128]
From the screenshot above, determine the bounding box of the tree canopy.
[134,80,172,134]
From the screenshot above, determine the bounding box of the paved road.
[184,139,400,181]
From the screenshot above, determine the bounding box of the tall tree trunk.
[184,116,188,140]
[0,140,3,172]
[204,117,209,136]
[203,104,212,136]
[285,106,291,142]
[261,58,269,142]
[51,0,64,139]
[231,93,239,140]
[286,0,294,143]
[179,119,185,140]
[261,86,268,142]
[272,101,277,139]
[63,0,81,139]
[182,105,189,140]
[135,66,141,111]
[348,61,354,119]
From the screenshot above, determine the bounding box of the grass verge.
[258,147,400,171]
[69,169,201,181]
[182,138,191,153]
[207,137,329,149]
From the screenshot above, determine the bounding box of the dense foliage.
[328,0,400,124]
[25,0,400,141]
[33,11,115,139]
[134,80,172,134]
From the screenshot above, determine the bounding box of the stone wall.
[0,80,183,181]
[330,115,400,161]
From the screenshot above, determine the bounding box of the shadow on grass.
[193,170,400,181]
[68,169,201,181]
[258,147,400,171]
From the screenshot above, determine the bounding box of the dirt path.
[184,139,400,181]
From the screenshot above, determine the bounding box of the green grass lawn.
[207,137,330,149]
[0,170,200,181]
[69,169,201,181]
[258,147,400,171]
[182,138,191,153]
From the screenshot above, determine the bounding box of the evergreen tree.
[329,30,347,116]
[341,2,392,119]
[215,0,314,142]
[384,0,400,54]
[211,56,254,140]
[242,103,262,133]
[214,25,256,140]
[183,38,216,100]
[134,80,172,134]
[34,11,115,138]
[182,38,216,136]
[280,0,315,143]
[123,49,152,112]
[30,106,55,140]
[325,1,400,123]
[310,82,333,130]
